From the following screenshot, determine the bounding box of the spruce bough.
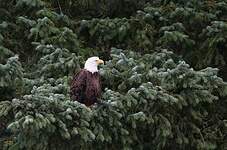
[1,48,226,150]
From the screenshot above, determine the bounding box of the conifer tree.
[0,0,227,149]
[0,48,226,150]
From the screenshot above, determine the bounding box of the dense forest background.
[0,0,227,149]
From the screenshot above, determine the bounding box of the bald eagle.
[70,57,104,106]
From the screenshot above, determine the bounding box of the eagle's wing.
[70,69,87,103]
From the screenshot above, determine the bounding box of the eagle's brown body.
[70,69,101,106]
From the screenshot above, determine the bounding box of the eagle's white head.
[84,57,104,73]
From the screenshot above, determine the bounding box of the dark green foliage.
[0,0,227,150]
[137,1,227,78]
[197,21,227,68]
[0,56,23,101]
[35,44,82,78]
[45,0,148,19]
[75,0,227,79]
[1,49,226,150]
[77,18,155,53]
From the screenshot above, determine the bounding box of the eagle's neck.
[84,63,98,74]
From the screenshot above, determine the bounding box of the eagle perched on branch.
[70,57,104,106]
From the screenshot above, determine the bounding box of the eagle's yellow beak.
[96,59,104,65]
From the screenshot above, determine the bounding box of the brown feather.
[70,69,101,106]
